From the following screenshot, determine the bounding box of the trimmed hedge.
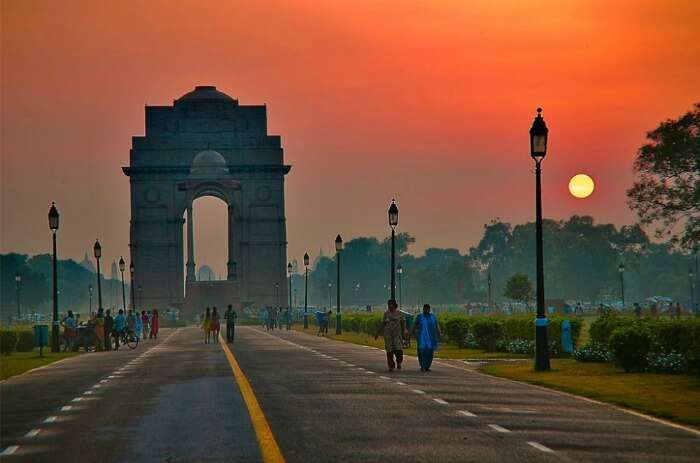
[1,330,19,355]
[16,331,34,352]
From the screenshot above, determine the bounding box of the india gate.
[123,86,290,316]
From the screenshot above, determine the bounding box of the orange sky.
[2,0,699,276]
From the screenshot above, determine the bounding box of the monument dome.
[190,149,228,177]
[177,85,235,102]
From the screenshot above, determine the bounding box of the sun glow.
[569,174,595,199]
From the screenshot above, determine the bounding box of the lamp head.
[303,252,310,266]
[388,199,399,228]
[93,239,102,259]
[529,107,548,161]
[48,202,60,231]
[335,234,343,252]
[119,257,125,272]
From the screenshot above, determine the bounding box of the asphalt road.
[1,325,699,462]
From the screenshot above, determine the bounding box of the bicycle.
[112,328,139,350]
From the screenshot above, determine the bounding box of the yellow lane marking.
[219,336,285,463]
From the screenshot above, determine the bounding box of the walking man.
[104,309,113,351]
[225,304,237,343]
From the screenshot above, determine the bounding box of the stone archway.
[123,86,291,316]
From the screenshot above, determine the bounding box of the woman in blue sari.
[411,304,440,372]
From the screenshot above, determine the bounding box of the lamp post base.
[336,313,342,335]
[534,317,550,371]
[303,313,308,329]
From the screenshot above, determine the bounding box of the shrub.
[505,339,534,355]
[444,318,471,345]
[15,330,34,352]
[471,318,503,351]
[589,311,634,344]
[0,330,19,355]
[460,332,479,349]
[573,341,610,362]
[608,325,653,372]
[647,350,688,373]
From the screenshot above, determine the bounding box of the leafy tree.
[627,103,700,249]
[504,273,534,302]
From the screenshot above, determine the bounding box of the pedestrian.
[134,310,143,341]
[61,310,76,351]
[411,304,440,372]
[141,310,150,339]
[126,309,137,336]
[325,309,332,336]
[94,308,105,351]
[674,302,683,318]
[150,310,160,339]
[202,307,211,344]
[374,299,408,372]
[104,309,113,351]
[225,305,237,343]
[633,302,642,318]
[211,306,221,340]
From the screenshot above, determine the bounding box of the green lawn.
[292,326,527,360]
[481,359,700,428]
[1,349,81,380]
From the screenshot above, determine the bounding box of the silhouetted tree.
[503,273,533,302]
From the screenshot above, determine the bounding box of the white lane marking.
[412,389,426,395]
[346,364,355,367]
[60,406,73,411]
[91,384,102,389]
[396,382,406,386]
[527,441,554,453]
[488,424,511,433]
[71,397,83,402]
[379,376,391,380]
[364,371,375,374]
[43,416,57,423]
[458,410,477,417]
[24,429,41,438]
[355,367,366,371]
[0,446,19,456]
[83,390,94,395]
[433,398,449,405]
[100,379,109,383]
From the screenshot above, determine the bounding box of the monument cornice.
[122,165,291,176]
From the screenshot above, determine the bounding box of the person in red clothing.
[150,309,160,339]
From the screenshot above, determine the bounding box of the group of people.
[316,309,333,336]
[262,306,292,331]
[60,308,160,351]
[375,300,441,372]
[201,305,238,344]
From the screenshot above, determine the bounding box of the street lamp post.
[618,263,625,309]
[15,272,22,320]
[287,262,293,313]
[694,249,699,314]
[335,234,343,334]
[137,285,142,311]
[275,283,280,308]
[328,282,332,309]
[529,108,550,371]
[397,265,403,310]
[94,240,103,313]
[48,202,60,352]
[119,257,126,311]
[690,268,695,312]
[487,270,493,309]
[129,263,135,311]
[388,199,399,300]
[89,284,93,314]
[303,253,309,329]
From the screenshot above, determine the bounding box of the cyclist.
[113,309,126,350]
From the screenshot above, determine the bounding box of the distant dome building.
[190,150,229,178]
[80,251,95,273]
[197,265,216,281]
[177,85,236,103]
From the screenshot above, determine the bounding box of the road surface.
[1,325,699,462]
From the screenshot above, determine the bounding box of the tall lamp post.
[94,240,103,313]
[303,252,310,329]
[487,270,493,309]
[119,257,126,311]
[618,263,625,309]
[335,234,343,334]
[529,107,550,371]
[48,202,60,352]
[694,248,699,314]
[287,262,293,313]
[388,199,399,300]
[89,284,93,314]
[15,272,22,320]
[397,264,403,310]
[328,282,332,309]
[129,263,135,311]
[689,268,695,312]
[275,283,280,308]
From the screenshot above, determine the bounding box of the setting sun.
[569,174,595,199]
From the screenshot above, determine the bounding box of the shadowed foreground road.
[2,325,699,462]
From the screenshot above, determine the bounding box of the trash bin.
[33,324,49,356]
